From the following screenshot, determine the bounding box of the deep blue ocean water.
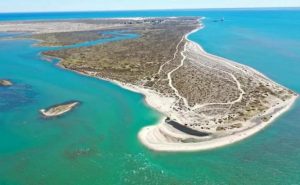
[0,9,300,185]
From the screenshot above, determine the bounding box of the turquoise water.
[1,9,300,184]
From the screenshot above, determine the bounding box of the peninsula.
[1,17,297,151]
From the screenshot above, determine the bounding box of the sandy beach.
[138,95,298,152]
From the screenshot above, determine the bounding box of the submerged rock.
[0,82,36,112]
[40,101,80,118]
[0,80,13,87]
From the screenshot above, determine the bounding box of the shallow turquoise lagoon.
[0,9,300,185]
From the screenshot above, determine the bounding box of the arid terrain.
[1,17,297,151]
[31,30,109,46]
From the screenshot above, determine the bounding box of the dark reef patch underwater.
[0,80,37,111]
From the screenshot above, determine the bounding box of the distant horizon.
[1,0,300,13]
[1,6,300,14]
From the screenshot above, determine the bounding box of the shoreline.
[39,19,298,152]
[138,95,298,152]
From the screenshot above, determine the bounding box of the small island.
[40,101,80,118]
[0,79,13,87]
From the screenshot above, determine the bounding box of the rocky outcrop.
[0,80,13,86]
[40,101,80,118]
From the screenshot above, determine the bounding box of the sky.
[0,0,300,13]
